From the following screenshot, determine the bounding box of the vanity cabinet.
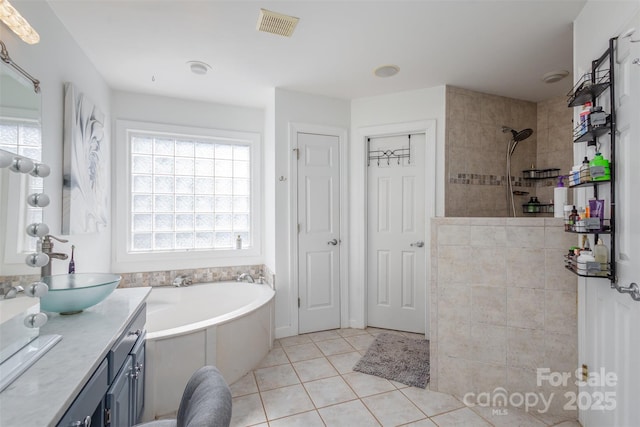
[57,304,146,427]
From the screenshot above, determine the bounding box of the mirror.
[0,49,43,276]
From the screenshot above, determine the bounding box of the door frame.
[353,120,436,337]
[289,123,349,334]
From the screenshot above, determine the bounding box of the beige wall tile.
[437,224,470,246]
[470,324,507,365]
[507,288,545,329]
[506,226,545,248]
[438,356,473,398]
[544,291,577,335]
[469,361,507,394]
[437,246,473,284]
[545,249,577,292]
[507,328,545,370]
[471,285,507,325]
[544,332,578,375]
[507,249,545,288]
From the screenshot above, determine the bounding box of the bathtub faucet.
[237,273,255,283]
[172,275,192,287]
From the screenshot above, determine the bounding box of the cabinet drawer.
[108,303,146,382]
[57,358,108,427]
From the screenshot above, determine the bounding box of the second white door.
[367,133,426,334]
[297,132,341,334]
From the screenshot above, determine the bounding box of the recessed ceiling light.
[542,70,569,84]
[187,61,211,75]
[374,65,400,78]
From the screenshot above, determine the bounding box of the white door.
[581,25,640,427]
[297,132,341,334]
[367,133,426,334]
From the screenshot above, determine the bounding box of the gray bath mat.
[353,332,430,388]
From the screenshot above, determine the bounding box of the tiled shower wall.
[536,96,575,205]
[446,88,574,217]
[430,217,578,422]
[445,86,538,217]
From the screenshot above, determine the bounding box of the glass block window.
[0,118,42,252]
[129,132,252,252]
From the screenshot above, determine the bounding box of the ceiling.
[46,0,586,108]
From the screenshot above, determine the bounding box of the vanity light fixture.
[9,156,34,173]
[374,64,400,78]
[0,0,39,44]
[30,162,50,178]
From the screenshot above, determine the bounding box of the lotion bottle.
[594,239,609,274]
[554,176,567,218]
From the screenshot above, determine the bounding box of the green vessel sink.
[40,273,121,315]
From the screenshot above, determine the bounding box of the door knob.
[328,239,338,246]
[410,241,424,248]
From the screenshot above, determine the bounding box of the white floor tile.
[230,372,258,397]
[470,405,546,427]
[399,419,438,427]
[279,335,313,347]
[400,387,464,417]
[260,384,315,421]
[305,330,341,342]
[304,375,358,408]
[318,399,381,427]
[315,337,356,356]
[327,351,362,374]
[256,347,290,368]
[292,357,339,382]
[254,364,300,391]
[345,334,376,351]
[337,328,369,337]
[230,393,266,427]
[361,390,425,426]
[282,342,324,362]
[430,407,492,427]
[268,410,325,427]
[342,372,396,397]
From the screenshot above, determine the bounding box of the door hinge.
[105,408,111,425]
[297,223,301,233]
[298,298,300,308]
[293,148,300,160]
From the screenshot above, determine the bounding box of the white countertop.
[0,287,151,427]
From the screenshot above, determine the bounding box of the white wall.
[1,1,111,275]
[272,88,351,338]
[348,86,446,328]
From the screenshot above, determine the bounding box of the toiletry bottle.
[554,176,568,218]
[569,206,579,232]
[594,239,609,274]
[68,245,75,274]
[580,156,591,183]
[589,152,610,181]
[236,235,242,249]
[579,101,592,135]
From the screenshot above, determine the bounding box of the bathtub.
[142,282,275,421]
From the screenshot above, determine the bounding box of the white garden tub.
[143,282,274,420]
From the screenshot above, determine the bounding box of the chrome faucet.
[237,273,255,283]
[172,275,192,287]
[40,235,69,277]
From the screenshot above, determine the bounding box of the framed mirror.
[0,47,43,276]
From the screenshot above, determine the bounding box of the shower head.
[502,126,534,142]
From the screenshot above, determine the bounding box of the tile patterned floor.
[229,328,582,427]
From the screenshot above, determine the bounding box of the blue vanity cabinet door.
[57,359,108,427]
[106,355,134,427]
[131,331,146,424]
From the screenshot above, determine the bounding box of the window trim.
[113,120,262,273]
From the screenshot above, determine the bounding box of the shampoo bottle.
[554,176,568,218]
[594,239,609,274]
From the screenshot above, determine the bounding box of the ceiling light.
[374,65,400,78]
[542,70,569,84]
[0,0,39,44]
[187,61,211,75]
[256,9,299,37]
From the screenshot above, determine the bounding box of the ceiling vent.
[256,9,299,37]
